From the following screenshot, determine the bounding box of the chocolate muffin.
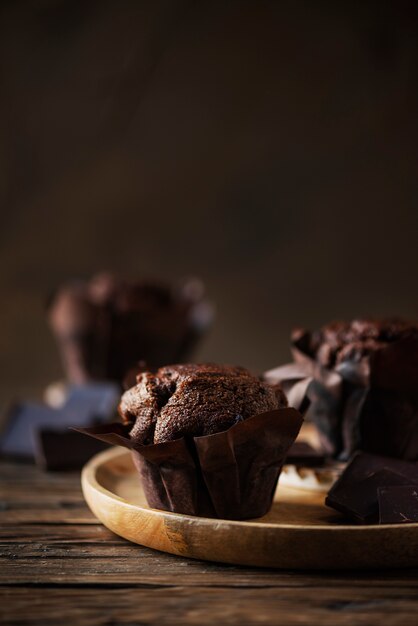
[279,317,418,461]
[48,273,213,384]
[119,363,288,445]
[79,362,302,519]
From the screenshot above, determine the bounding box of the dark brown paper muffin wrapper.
[264,335,418,462]
[75,408,303,520]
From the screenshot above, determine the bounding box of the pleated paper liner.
[75,407,303,520]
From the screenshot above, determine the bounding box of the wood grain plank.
[1,535,418,588]
[1,456,417,626]
[0,507,95,524]
[0,461,95,523]
[0,487,92,525]
[1,587,418,626]
[0,462,82,484]
[1,526,418,590]
[0,481,83,495]
[0,524,116,542]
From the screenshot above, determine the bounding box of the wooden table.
[1,459,418,625]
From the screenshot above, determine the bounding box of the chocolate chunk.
[0,383,119,468]
[0,403,67,458]
[35,429,109,470]
[325,452,418,523]
[285,441,325,467]
[378,485,418,524]
[64,382,119,417]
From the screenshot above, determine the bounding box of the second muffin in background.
[265,317,418,462]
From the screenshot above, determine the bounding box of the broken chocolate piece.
[378,485,418,524]
[285,441,326,467]
[35,429,109,471]
[0,403,60,458]
[63,382,119,417]
[0,382,119,468]
[325,452,418,523]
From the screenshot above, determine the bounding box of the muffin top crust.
[119,363,288,445]
[294,318,418,368]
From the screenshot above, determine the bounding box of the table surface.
[1,460,418,626]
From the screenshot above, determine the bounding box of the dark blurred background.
[1,0,418,408]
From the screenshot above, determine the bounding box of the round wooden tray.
[81,447,418,569]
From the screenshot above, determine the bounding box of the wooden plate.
[81,447,418,569]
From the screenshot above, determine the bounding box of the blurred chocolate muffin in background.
[47,273,213,384]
